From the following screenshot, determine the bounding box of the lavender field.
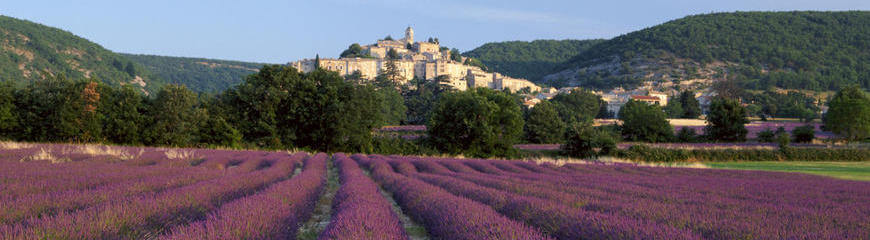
[1,142,868,239]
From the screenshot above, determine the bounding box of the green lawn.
[705,161,870,181]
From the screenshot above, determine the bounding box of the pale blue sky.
[2,0,868,63]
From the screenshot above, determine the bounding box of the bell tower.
[405,26,414,44]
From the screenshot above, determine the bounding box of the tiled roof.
[631,95,660,101]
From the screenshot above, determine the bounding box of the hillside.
[0,15,162,93]
[122,54,266,93]
[463,39,604,82]
[544,11,870,91]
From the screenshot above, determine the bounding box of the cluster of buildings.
[290,27,540,92]
[527,85,713,118]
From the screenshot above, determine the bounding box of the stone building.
[290,27,540,93]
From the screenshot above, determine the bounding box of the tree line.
[1,63,867,158]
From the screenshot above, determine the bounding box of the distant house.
[535,92,557,100]
[631,95,664,105]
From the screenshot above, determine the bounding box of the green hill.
[545,11,870,91]
[463,39,604,82]
[122,54,266,93]
[0,15,163,93]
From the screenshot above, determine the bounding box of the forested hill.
[121,54,267,93]
[0,15,163,93]
[544,11,870,91]
[463,39,604,82]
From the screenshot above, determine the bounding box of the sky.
[2,0,868,63]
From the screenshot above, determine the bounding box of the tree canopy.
[427,88,524,157]
[558,11,870,91]
[705,97,749,142]
[824,86,870,142]
[618,100,673,142]
[463,39,604,82]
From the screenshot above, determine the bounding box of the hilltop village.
[291,27,541,92]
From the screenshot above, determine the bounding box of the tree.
[386,48,400,60]
[314,54,321,69]
[524,101,565,144]
[404,77,450,125]
[561,123,617,158]
[713,79,743,100]
[15,74,101,142]
[679,91,701,118]
[227,65,311,147]
[427,88,523,157]
[340,43,364,58]
[663,98,683,118]
[791,125,815,143]
[618,100,673,142]
[705,97,749,142]
[757,128,775,142]
[0,82,18,139]
[198,115,243,148]
[596,99,614,119]
[144,84,201,146]
[226,66,384,152]
[676,127,699,142]
[124,62,136,76]
[102,85,144,144]
[74,81,104,142]
[824,86,870,141]
[550,89,602,124]
[450,48,462,62]
[378,88,406,126]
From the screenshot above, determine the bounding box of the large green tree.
[618,100,673,142]
[226,65,311,147]
[524,101,565,144]
[14,75,104,142]
[679,91,702,118]
[550,89,602,124]
[705,97,749,142]
[144,84,202,146]
[824,86,870,141]
[377,88,406,126]
[225,65,383,152]
[101,86,145,144]
[427,88,524,157]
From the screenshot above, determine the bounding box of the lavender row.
[0,166,222,225]
[385,158,697,239]
[163,153,327,239]
[417,157,870,239]
[0,153,305,239]
[317,153,408,240]
[354,154,553,240]
[1,152,274,226]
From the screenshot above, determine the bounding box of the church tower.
[405,26,414,44]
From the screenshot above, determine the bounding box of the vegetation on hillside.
[0,15,162,92]
[122,54,266,93]
[463,39,604,81]
[554,11,870,91]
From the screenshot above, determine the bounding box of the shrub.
[776,132,791,150]
[676,127,699,143]
[791,125,815,143]
[757,128,775,142]
[615,147,870,162]
[562,124,618,158]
